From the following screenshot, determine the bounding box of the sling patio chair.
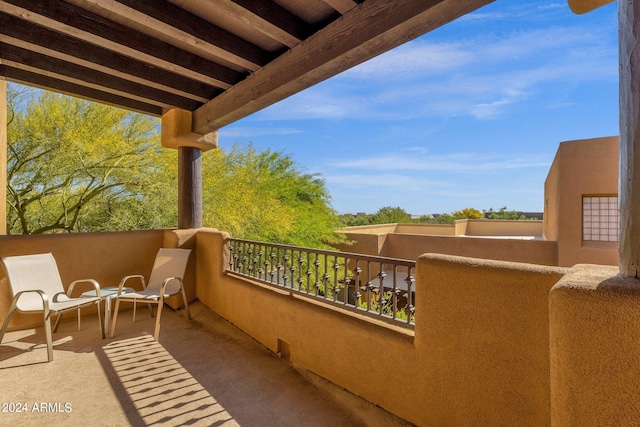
[0,253,104,362]
[110,248,192,341]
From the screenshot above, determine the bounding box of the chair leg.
[153,301,163,341]
[44,314,53,362]
[96,300,105,339]
[180,286,192,320]
[53,312,63,332]
[0,306,17,346]
[110,298,121,338]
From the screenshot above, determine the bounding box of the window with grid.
[582,196,619,242]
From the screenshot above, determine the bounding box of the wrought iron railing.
[225,238,416,328]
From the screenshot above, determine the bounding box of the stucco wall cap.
[551,264,640,294]
[419,252,568,275]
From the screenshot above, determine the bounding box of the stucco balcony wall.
[393,223,457,236]
[1,229,635,426]
[337,224,558,266]
[387,233,558,266]
[417,254,567,426]
[195,228,566,426]
[464,219,543,236]
[550,264,640,426]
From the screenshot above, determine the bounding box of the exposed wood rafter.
[320,0,360,15]
[228,0,311,46]
[0,64,164,115]
[0,0,242,87]
[0,0,494,123]
[70,0,270,71]
[193,0,493,134]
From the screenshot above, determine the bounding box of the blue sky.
[218,0,619,216]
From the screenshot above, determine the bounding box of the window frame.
[582,195,619,242]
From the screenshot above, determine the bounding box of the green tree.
[484,206,531,220]
[418,213,455,224]
[452,207,484,220]
[371,206,412,224]
[339,213,374,227]
[6,84,174,234]
[6,85,345,249]
[202,145,344,248]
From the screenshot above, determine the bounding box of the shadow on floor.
[0,301,411,426]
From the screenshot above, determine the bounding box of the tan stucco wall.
[196,229,566,426]
[337,223,398,234]
[338,220,553,265]
[418,254,567,426]
[5,229,637,425]
[346,220,542,239]
[454,219,468,236]
[464,219,543,236]
[195,229,419,422]
[544,149,561,242]
[387,234,557,265]
[394,223,456,235]
[549,264,640,426]
[544,136,619,267]
[340,230,557,265]
[0,229,197,330]
[334,231,388,257]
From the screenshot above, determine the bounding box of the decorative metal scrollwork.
[225,238,416,329]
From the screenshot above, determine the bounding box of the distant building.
[335,136,619,268]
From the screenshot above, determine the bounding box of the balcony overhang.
[0,0,493,134]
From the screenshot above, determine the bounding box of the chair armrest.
[12,289,50,315]
[159,277,183,301]
[68,279,101,298]
[119,275,146,294]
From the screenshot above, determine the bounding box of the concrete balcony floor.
[0,301,409,427]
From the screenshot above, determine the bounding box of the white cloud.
[458,2,568,23]
[250,20,616,123]
[341,42,474,78]
[328,151,551,173]
[220,127,303,138]
[325,173,449,189]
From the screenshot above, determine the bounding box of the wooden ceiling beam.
[75,0,270,71]
[320,0,360,14]
[0,64,163,116]
[0,13,220,103]
[193,0,494,134]
[0,43,201,110]
[229,0,311,45]
[0,0,242,88]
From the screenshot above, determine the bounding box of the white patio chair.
[0,253,104,362]
[110,248,192,341]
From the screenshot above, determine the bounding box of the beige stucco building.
[337,135,620,269]
[544,136,619,266]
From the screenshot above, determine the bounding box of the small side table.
[81,286,134,336]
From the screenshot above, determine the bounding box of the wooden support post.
[178,146,202,229]
[0,78,6,235]
[619,0,640,277]
[161,108,217,230]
